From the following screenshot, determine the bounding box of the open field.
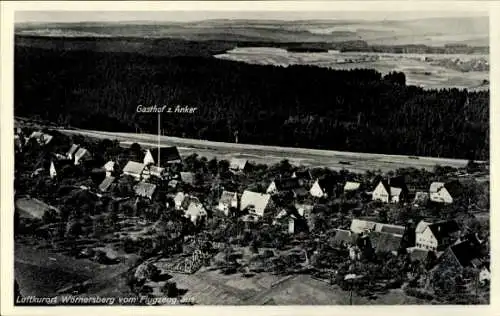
[215,47,489,90]
[58,128,473,174]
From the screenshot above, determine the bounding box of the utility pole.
[157,111,161,168]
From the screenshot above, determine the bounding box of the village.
[14,125,490,305]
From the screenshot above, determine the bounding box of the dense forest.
[15,46,489,160]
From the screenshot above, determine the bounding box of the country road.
[57,128,472,173]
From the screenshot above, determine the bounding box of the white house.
[49,161,57,179]
[240,190,274,217]
[123,161,146,180]
[479,267,491,284]
[372,178,407,203]
[350,219,376,234]
[103,161,116,177]
[143,147,182,166]
[344,181,361,192]
[143,165,165,179]
[429,181,462,204]
[28,131,53,146]
[229,158,249,172]
[184,202,207,224]
[415,220,460,251]
[309,177,336,198]
[217,191,238,215]
[173,192,186,210]
[74,148,91,165]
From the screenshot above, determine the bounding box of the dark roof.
[293,170,313,180]
[317,176,337,192]
[378,176,408,192]
[99,176,116,192]
[332,229,358,246]
[292,187,309,197]
[444,180,463,198]
[273,178,301,191]
[449,240,483,268]
[428,220,460,242]
[408,248,430,262]
[379,224,406,236]
[149,147,181,163]
[369,231,403,253]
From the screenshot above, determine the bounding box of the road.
[58,128,472,173]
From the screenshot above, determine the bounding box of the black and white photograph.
[2,0,493,310]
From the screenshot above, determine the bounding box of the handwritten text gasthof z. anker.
[136,105,198,114]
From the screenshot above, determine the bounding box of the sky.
[15,10,488,23]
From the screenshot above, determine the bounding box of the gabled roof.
[219,191,238,205]
[29,131,53,145]
[133,182,157,198]
[378,176,407,192]
[240,190,273,216]
[272,178,301,191]
[332,229,358,246]
[99,176,116,192]
[415,220,432,234]
[413,192,429,203]
[428,220,460,242]
[292,170,313,180]
[294,204,314,217]
[103,161,115,172]
[375,223,406,236]
[430,181,463,197]
[185,202,207,219]
[344,181,361,191]
[67,144,80,157]
[407,247,430,262]
[147,147,182,164]
[123,161,145,176]
[74,148,90,161]
[350,219,376,234]
[369,231,403,253]
[180,172,194,184]
[316,176,336,193]
[448,240,483,268]
[181,195,200,210]
[230,158,248,170]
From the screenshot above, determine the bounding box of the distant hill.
[15,16,489,46]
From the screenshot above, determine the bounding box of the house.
[180,172,195,185]
[350,219,376,234]
[406,247,430,263]
[99,176,116,192]
[413,192,429,207]
[229,158,249,172]
[368,231,403,255]
[266,178,305,197]
[143,147,182,166]
[48,159,73,179]
[15,197,58,219]
[66,144,80,160]
[133,182,157,199]
[295,204,314,226]
[429,181,462,204]
[173,192,186,210]
[415,220,460,251]
[331,229,357,247]
[74,148,91,165]
[184,202,207,224]
[372,177,408,203]
[123,161,146,180]
[103,161,116,177]
[479,266,490,284]
[217,191,239,215]
[344,181,361,192]
[436,239,484,272]
[28,131,53,146]
[309,177,336,198]
[291,170,314,186]
[240,190,274,217]
[49,161,57,179]
[374,223,406,237]
[143,165,165,179]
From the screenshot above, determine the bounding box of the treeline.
[15,46,489,159]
